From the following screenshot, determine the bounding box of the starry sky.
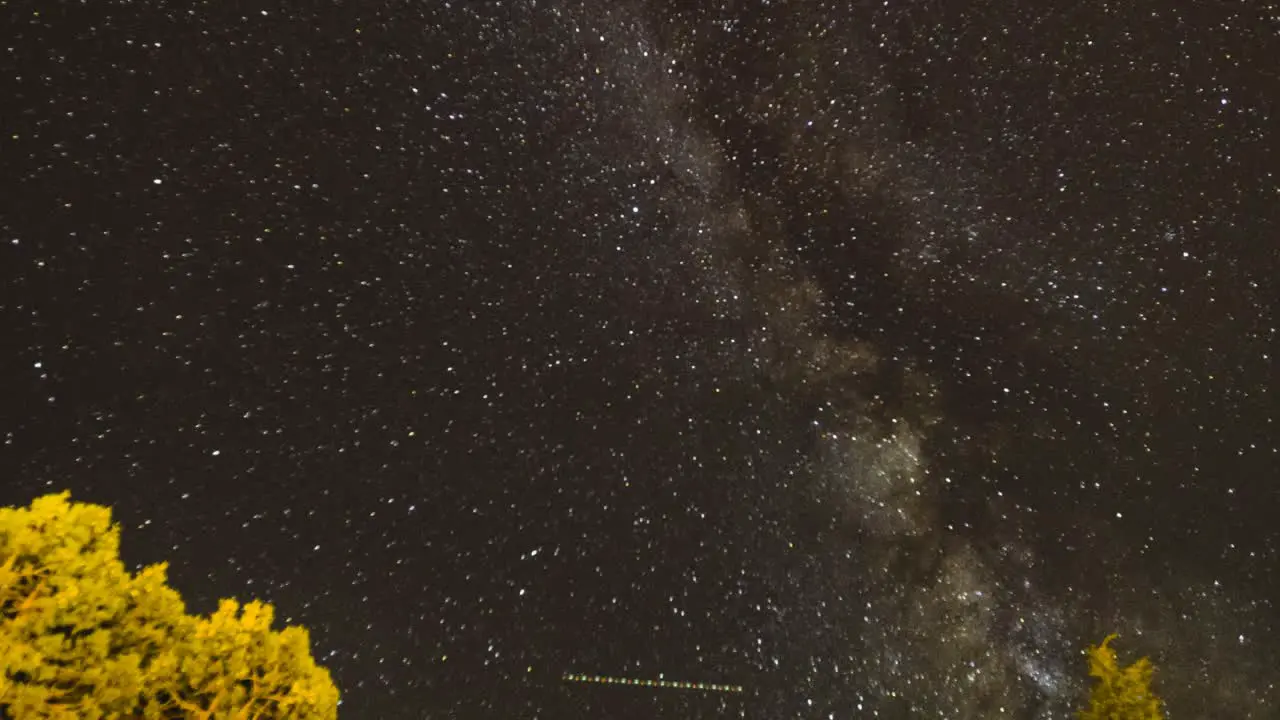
[2,1,1277,718]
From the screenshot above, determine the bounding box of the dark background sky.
[2,1,1276,718]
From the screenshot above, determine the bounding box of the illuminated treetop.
[0,491,339,720]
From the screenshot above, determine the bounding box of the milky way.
[2,0,1275,718]
[550,3,1276,714]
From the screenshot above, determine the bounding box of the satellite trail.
[563,673,743,693]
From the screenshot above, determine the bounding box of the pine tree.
[1,491,339,719]
[1078,633,1164,720]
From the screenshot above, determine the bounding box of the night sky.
[2,1,1277,718]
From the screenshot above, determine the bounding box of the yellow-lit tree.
[0,491,339,719]
[1078,633,1164,720]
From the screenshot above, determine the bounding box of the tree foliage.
[1078,633,1164,720]
[0,492,339,719]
